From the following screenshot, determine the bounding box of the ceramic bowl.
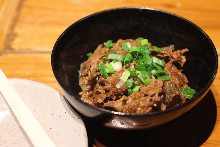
[51,7,218,129]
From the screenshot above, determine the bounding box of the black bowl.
[51,7,218,129]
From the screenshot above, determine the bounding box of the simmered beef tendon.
[79,38,194,114]
[162,81,186,109]
[165,60,188,87]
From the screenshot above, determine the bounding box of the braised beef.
[162,81,186,108]
[79,38,193,114]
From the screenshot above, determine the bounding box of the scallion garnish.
[132,86,141,92]
[105,64,114,73]
[137,56,152,67]
[129,68,136,77]
[98,63,115,78]
[140,39,149,46]
[136,38,142,44]
[115,80,125,89]
[182,87,196,99]
[152,57,165,67]
[122,42,131,51]
[129,46,140,54]
[102,57,108,62]
[152,46,162,52]
[127,88,133,94]
[135,64,147,71]
[86,52,93,58]
[123,53,133,65]
[108,53,123,61]
[151,69,167,76]
[125,79,134,88]
[97,38,192,97]
[140,46,150,55]
[137,71,151,85]
[120,70,130,82]
[157,75,170,80]
[152,63,163,70]
[98,64,108,78]
[110,62,122,72]
[104,40,113,48]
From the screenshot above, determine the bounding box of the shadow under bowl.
[51,7,218,129]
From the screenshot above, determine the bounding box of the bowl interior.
[52,8,217,113]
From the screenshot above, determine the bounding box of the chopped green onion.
[135,66,152,76]
[105,64,114,73]
[138,54,152,67]
[140,46,151,55]
[152,46,162,52]
[112,59,119,63]
[152,57,165,67]
[98,63,116,78]
[151,69,157,75]
[132,86,141,92]
[152,63,163,70]
[120,70,130,82]
[98,64,108,78]
[115,80,125,89]
[143,78,151,85]
[151,69,167,76]
[157,75,170,80]
[140,70,151,76]
[146,57,153,66]
[86,52,93,58]
[142,53,151,59]
[136,38,142,44]
[135,65,147,71]
[121,42,131,51]
[127,88,133,94]
[140,39,149,46]
[137,59,146,66]
[129,46,140,53]
[102,57,108,62]
[125,79,134,88]
[110,62,122,71]
[129,68,136,77]
[182,87,196,99]
[137,71,151,85]
[137,57,152,68]
[100,39,185,86]
[136,64,151,71]
[104,40,113,48]
[108,53,123,61]
[123,53,133,65]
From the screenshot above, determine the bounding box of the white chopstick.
[0,69,56,147]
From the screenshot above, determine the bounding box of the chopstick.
[0,69,56,147]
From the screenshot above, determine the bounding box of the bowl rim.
[51,7,218,117]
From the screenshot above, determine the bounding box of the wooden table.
[0,0,219,146]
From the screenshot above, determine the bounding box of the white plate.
[0,79,88,147]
